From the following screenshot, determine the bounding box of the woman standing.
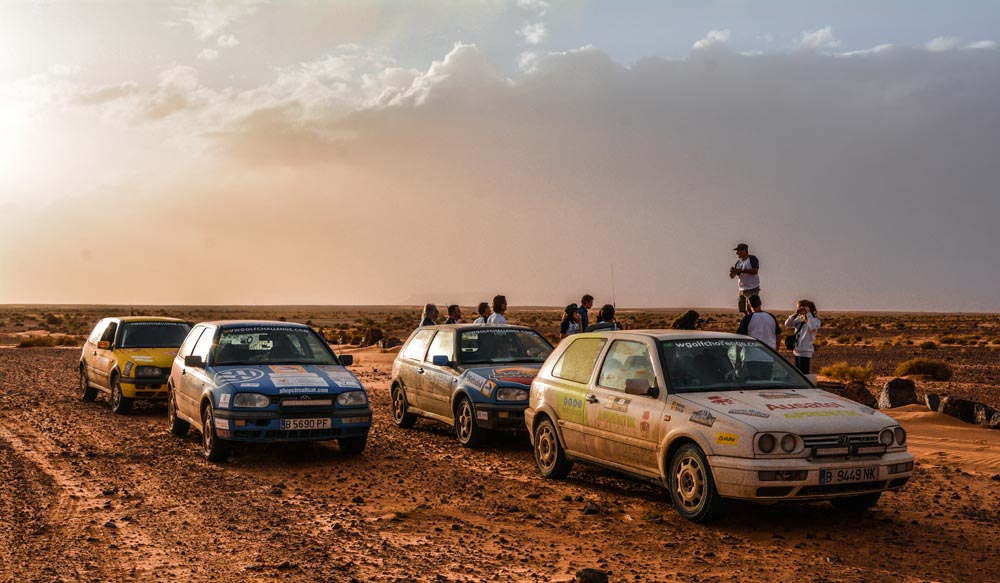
[559,304,581,339]
[784,300,821,374]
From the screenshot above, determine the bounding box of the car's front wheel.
[80,367,97,402]
[669,443,725,523]
[167,386,189,437]
[109,375,133,415]
[338,436,368,455]
[831,492,881,513]
[391,385,416,428]
[454,397,485,447]
[201,404,231,462]
[533,417,573,479]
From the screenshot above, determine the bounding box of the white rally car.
[525,331,914,522]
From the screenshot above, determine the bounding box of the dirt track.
[2,347,999,582]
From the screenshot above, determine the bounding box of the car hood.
[208,364,363,395]
[462,364,542,389]
[678,388,894,432]
[117,348,178,368]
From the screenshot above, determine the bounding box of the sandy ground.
[1,346,999,583]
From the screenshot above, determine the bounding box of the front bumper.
[119,376,169,399]
[710,451,915,500]
[212,407,372,442]
[473,402,528,431]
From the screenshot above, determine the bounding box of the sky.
[1,1,999,311]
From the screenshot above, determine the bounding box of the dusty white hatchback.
[525,331,914,522]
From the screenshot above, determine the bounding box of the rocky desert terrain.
[1,307,999,582]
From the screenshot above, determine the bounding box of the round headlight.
[232,393,269,408]
[893,426,906,446]
[758,433,776,453]
[780,434,797,453]
[496,388,529,401]
[336,391,368,406]
[879,428,894,446]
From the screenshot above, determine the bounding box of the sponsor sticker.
[270,365,306,374]
[670,340,759,349]
[783,410,862,419]
[690,410,716,427]
[728,408,770,419]
[758,391,808,400]
[604,396,631,412]
[597,410,636,429]
[767,402,843,411]
[715,433,739,446]
[218,394,231,408]
[278,387,330,394]
[670,401,686,413]
[490,367,538,385]
[214,418,228,430]
[325,371,361,388]
[270,374,328,388]
[708,395,734,406]
[215,368,266,385]
[131,355,154,362]
[640,411,651,437]
[477,410,489,421]
[239,383,260,388]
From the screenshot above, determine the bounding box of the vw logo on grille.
[837,434,850,447]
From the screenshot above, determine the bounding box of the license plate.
[281,418,331,431]
[820,465,878,485]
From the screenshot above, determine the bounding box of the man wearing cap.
[729,243,760,314]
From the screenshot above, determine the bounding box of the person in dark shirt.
[445,305,462,324]
[419,304,439,327]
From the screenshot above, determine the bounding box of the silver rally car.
[525,330,914,522]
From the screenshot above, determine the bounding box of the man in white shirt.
[729,243,760,314]
[486,295,508,324]
[736,295,780,380]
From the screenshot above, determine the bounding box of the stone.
[582,501,601,515]
[877,378,918,409]
[925,393,941,412]
[842,382,878,408]
[939,396,977,424]
[574,568,609,583]
[974,403,999,427]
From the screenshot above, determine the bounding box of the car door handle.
[417,367,425,374]
[586,394,599,404]
[181,369,186,376]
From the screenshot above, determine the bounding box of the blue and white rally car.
[167,320,371,462]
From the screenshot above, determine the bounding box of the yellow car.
[80,317,193,414]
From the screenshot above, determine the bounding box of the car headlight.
[758,433,776,454]
[336,391,368,407]
[893,426,906,446]
[232,393,270,408]
[780,434,798,453]
[135,366,161,378]
[879,428,894,446]
[496,388,529,401]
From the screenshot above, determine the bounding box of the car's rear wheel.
[80,367,97,402]
[533,417,573,479]
[669,443,725,523]
[454,397,485,447]
[201,404,231,462]
[391,385,416,428]
[338,436,368,455]
[109,375,133,415]
[831,492,881,513]
[167,386,189,437]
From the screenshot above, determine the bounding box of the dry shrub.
[919,340,937,350]
[819,361,876,384]
[894,358,953,381]
[18,336,57,348]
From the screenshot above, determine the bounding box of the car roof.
[420,324,538,332]
[573,330,754,342]
[116,316,190,323]
[201,320,313,329]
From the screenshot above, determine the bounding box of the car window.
[402,329,435,361]
[214,326,338,365]
[661,338,812,392]
[426,330,454,363]
[191,328,216,361]
[551,338,606,384]
[458,329,552,364]
[119,322,192,349]
[598,340,655,391]
[100,322,118,345]
[178,327,205,358]
[88,320,108,344]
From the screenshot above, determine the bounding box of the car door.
[176,326,213,419]
[546,336,607,456]
[584,339,666,476]
[82,319,108,385]
[398,329,435,410]
[422,329,457,417]
[92,320,119,390]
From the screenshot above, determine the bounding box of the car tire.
[80,367,98,402]
[669,443,725,523]
[454,397,485,448]
[109,375,133,415]
[201,404,231,463]
[830,492,881,513]
[338,436,368,455]
[533,417,573,479]
[167,386,189,437]
[391,385,417,429]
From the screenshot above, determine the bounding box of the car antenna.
[610,264,616,308]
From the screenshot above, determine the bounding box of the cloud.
[797,26,841,50]
[217,34,240,48]
[692,29,731,51]
[518,22,547,45]
[177,0,266,39]
[965,40,997,50]
[516,0,548,14]
[926,36,961,52]
[198,48,220,61]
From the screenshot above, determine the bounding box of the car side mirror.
[432,354,451,367]
[625,378,658,398]
[339,354,353,366]
[97,341,111,350]
[184,355,205,368]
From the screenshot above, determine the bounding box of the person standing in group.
[420,304,439,327]
[487,295,508,324]
[671,310,704,330]
[785,300,821,374]
[444,305,462,324]
[560,304,582,339]
[729,243,760,314]
[736,295,782,379]
[473,302,491,324]
[587,304,622,332]
[577,294,594,332]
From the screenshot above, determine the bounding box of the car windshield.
[213,326,339,366]
[459,328,553,365]
[661,338,812,393]
[119,322,192,349]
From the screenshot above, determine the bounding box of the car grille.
[804,432,885,457]
[277,397,334,409]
